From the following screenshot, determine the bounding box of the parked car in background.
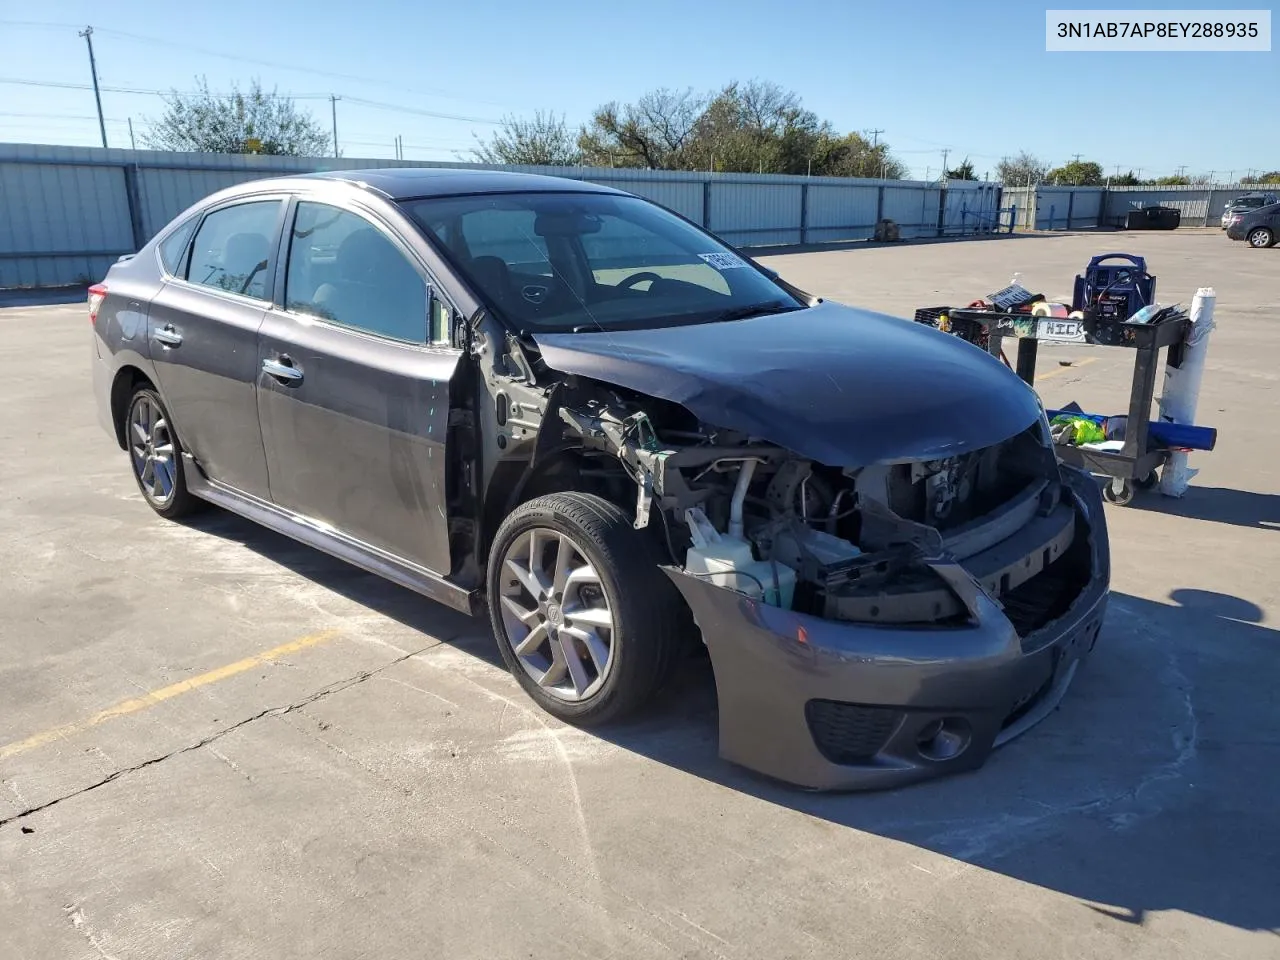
[90,169,1110,791]
[1220,192,1279,229]
[1226,200,1280,247]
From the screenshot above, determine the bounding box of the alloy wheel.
[498,528,615,701]
[129,394,177,506]
[1249,228,1272,248]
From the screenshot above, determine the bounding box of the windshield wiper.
[706,302,804,324]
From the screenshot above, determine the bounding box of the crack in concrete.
[0,639,449,830]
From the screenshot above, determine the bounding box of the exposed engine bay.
[491,359,1084,633]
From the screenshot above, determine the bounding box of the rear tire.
[487,492,686,726]
[1247,227,1275,248]
[125,387,200,519]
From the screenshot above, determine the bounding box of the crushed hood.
[533,300,1042,467]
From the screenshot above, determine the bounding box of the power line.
[0,19,521,112]
[0,76,330,99]
[0,78,501,125]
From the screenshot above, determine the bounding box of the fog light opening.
[916,717,972,761]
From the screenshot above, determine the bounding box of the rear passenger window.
[157,216,197,276]
[285,202,427,343]
[187,201,281,300]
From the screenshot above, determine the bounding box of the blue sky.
[1,1,1275,179]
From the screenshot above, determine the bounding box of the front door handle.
[262,357,304,384]
[153,324,183,347]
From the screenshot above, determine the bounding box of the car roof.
[291,167,625,200]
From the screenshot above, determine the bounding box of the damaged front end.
[549,381,1109,790]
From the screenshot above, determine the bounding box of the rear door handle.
[153,324,183,347]
[262,357,304,384]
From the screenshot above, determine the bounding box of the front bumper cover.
[664,467,1110,791]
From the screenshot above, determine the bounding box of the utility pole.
[867,128,884,148]
[1072,153,1082,164]
[79,26,108,149]
[128,117,136,150]
[330,95,340,158]
[940,149,949,177]
[1175,164,1187,179]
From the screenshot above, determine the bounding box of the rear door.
[256,198,463,574]
[148,197,286,499]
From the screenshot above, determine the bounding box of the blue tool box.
[1071,253,1156,321]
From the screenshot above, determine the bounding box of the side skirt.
[183,454,479,617]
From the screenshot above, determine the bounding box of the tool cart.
[914,303,1195,506]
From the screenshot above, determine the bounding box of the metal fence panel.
[803,183,881,242]
[708,181,803,246]
[881,186,939,238]
[1066,188,1103,227]
[941,181,1000,233]
[0,160,134,287]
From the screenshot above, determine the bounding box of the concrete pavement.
[1,230,1276,959]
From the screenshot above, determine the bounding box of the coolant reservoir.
[683,508,796,609]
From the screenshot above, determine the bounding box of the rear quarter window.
[158,216,198,276]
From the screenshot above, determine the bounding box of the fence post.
[799,181,809,246]
[1010,203,1017,233]
[1066,190,1075,230]
[875,183,885,230]
[702,178,712,230]
[122,163,146,251]
[1049,203,1056,230]
[936,185,946,237]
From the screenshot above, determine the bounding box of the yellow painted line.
[1035,355,1098,383]
[0,630,338,760]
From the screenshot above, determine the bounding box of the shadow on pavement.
[177,506,1280,934]
[0,285,88,307]
[1128,485,1280,531]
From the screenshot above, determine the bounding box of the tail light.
[87,283,107,325]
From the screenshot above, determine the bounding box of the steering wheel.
[615,271,663,290]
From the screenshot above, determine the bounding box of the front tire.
[125,387,200,519]
[1247,227,1275,248]
[486,492,686,725]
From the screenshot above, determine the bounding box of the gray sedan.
[90,169,1109,790]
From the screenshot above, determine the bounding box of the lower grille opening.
[1001,517,1093,639]
[805,700,902,765]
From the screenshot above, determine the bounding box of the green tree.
[944,157,978,181]
[144,77,331,156]
[1242,171,1280,184]
[810,132,906,179]
[1152,174,1190,186]
[575,79,907,178]
[472,111,582,166]
[1045,160,1104,186]
[996,151,1048,186]
[1109,170,1141,186]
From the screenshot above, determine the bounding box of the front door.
[148,197,285,499]
[256,200,463,575]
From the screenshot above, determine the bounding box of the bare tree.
[578,88,709,169]
[996,151,1049,185]
[144,77,330,156]
[472,111,582,166]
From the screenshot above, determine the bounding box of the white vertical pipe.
[1158,288,1216,497]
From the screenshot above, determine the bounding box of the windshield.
[401,191,802,332]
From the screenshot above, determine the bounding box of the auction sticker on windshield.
[699,252,748,270]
